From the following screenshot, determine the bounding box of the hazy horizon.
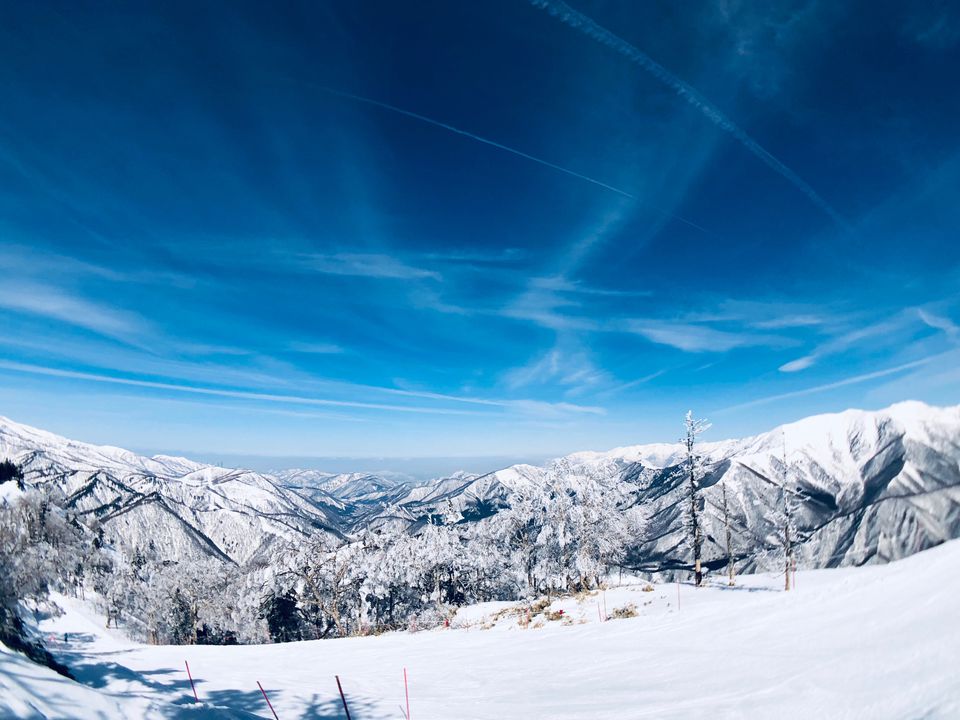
[136,451,552,482]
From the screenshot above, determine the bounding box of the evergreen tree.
[261,590,303,643]
[166,589,195,644]
[0,460,24,490]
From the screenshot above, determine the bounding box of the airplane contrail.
[318,85,710,234]
[529,0,851,232]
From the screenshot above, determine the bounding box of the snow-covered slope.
[4,539,960,719]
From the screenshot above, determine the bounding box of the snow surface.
[4,540,960,719]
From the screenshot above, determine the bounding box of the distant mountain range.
[2,401,958,574]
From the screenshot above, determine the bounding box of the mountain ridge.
[2,401,959,574]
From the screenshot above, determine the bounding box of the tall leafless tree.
[721,480,735,586]
[781,432,795,591]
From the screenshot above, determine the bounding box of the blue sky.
[1,1,958,468]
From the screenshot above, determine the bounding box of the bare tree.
[780,431,796,591]
[720,480,735,586]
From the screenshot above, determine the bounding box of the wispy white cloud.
[422,248,526,265]
[918,308,960,341]
[529,275,651,298]
[285,341,346,355]
[778,355,816,372]
[597,369,668,397]
[0,243,197,288]
[298,253,441,281]
[500,286,597,332]
[0,360,487,416]
[108,394,370,424]
[751,314,828,330]
[167,341,257,358]
[382,381,607,416]
[407,286,475,316]
[503,345,611,394]
[683,299,839,329]
[624,319,784,352]
[0,244,119,280]
[506,399,605,417]
[778,309,926,373]
[863,357,960,406]
[716,354,948,414]
[0,330,326,395]
[0,355,608,421]
[501,290,838,353]
[0,282,149,344]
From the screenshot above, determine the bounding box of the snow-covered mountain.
[0,419,347,564]
[272,468,405,501]
[382,401,960,572]
[2,401,959,572]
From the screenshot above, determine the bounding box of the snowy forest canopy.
[1,457,658,645]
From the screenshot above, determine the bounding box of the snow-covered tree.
[280,535,360,638]
[0,491,91,642]
[772,440,799,591]
[681,411,711,587]
[484,464,645,597]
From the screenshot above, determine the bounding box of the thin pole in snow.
[404,667,411,720]
[336,675,353,720]
[184,660,198,702]
[257,681,279,720]
[677,580,680,612]
[598,603,602,623]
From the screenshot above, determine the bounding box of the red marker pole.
[404,667,411,720]
[257,681,279,720]
[184,660,198,702]
[336,675,353,720]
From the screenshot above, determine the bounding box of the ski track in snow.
[3,539,960,719]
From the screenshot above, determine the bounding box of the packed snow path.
[4,540,960,719]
